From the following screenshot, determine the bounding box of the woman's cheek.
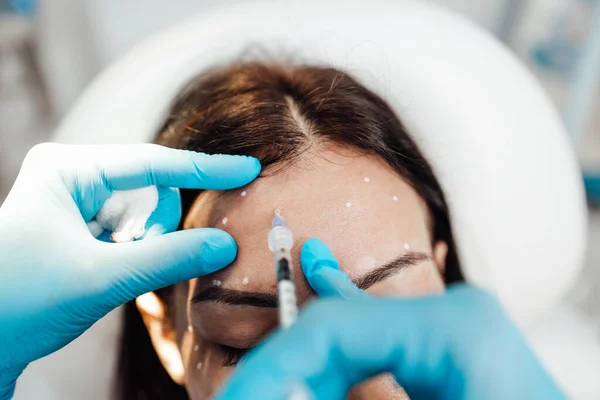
[184,342,234,400]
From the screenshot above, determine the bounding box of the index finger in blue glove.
[99,144,261,190]
[301,238,368,299]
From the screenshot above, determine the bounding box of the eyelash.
[220,345,249,367]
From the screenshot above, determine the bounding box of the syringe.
[268,211,312,400]
[267,210,298,329]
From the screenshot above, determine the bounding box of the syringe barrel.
[268,225,294,252]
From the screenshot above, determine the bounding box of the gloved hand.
[0,143,260,399]
[216,238,565,400]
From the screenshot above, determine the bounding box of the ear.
[136,292,185,385]
[432,241,448,275]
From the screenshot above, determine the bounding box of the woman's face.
[141,144,448,399]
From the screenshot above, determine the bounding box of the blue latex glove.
[0,143,260,399]
[216,238,565,400]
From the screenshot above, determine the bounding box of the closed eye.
[220,344,249,367]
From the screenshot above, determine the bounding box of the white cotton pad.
[87,186,159,243]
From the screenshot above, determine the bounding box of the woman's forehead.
[185,147,432,294]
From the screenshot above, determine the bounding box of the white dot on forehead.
[364,177,370,182]
[196,362,202,370]
[346,202,352,208]
[212,279,222,287]
[222,217,228,226]
[240,190,247,197]
[194,344,199,352]
[242,276,249,285]
[188,325,193,332]
[404,243,410,250]
[393,196,399,201]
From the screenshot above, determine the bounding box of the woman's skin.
[137,142,449,399]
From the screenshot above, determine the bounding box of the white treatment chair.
[16,1,596,398]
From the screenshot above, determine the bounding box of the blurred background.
[1,0,599,398]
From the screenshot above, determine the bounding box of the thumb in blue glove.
[300,237,369,300]
[215,238,565,400]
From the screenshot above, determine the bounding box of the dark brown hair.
[116,61,462,400]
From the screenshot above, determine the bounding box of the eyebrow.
[190,251,431,308]
[354,252,430,289]
[191,286,278,308]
